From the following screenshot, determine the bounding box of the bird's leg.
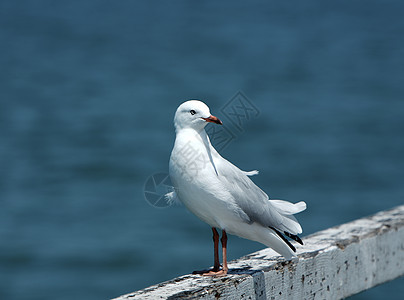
[193,227,221,275]
[221,230,228,274]
[212,227,221,272]
[202,229,228,276]
[193,228,229,276]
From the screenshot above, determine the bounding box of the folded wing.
[216,158,306,236]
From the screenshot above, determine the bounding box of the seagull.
[168,100,306,276]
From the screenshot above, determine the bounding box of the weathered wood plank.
[113,205,404,299]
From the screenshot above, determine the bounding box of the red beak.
[201,115,222,125]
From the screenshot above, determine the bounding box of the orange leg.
[221,230,228,274]
[203,229,228,276]
[193,227,220,275]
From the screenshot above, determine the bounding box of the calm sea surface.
[1,1,403,299]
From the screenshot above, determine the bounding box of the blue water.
[1,0,403,299]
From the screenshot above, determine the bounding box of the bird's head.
[174,100,222,131]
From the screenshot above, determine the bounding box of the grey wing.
[216,159,304,235]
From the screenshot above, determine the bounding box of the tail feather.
[242,169,259,176]
[280,214,303,235]
[269,200,306,235]
[270,200,306,215]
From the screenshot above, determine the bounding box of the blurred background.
[1,0,403,299]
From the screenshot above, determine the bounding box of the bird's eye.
[190,110,196,115]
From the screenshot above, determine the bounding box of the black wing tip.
[270,227,297,252]
[284,231,304,245]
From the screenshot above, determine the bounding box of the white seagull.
[168,100,306,275]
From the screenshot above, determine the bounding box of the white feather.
[269,200,307,215]
[243,170,259,176]
[164,189,181,206]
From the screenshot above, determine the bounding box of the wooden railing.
[113,205,404,299]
